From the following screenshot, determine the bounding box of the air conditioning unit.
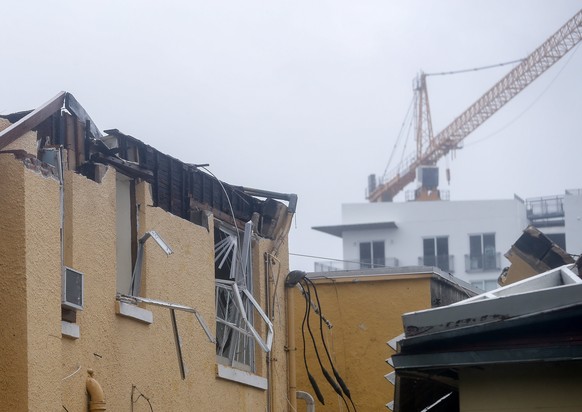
[62,267,84,310]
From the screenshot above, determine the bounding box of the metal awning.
[312,221,397,238]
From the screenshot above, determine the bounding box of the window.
[62,267,84,310]
[359,241,385,269]
[116,173,137,295]
[468,233,498,271]
[214,221,273,372]
[422,237,450,272]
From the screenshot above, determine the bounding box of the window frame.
[214,220,273,373]
[359,240,385,269]
[468,233,498,271]
[422,236,450,271]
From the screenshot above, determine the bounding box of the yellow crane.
[367,9,582,203]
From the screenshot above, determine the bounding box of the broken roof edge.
[0,91,102,151]
[102,128,297,212]
[1,93,297,239]
[401,263,580,339]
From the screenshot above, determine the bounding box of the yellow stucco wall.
[294,274,433,411]
[0,154,29,410]
[0,131,292,411]
[460,363,582,412]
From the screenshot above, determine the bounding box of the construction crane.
[367,9,582,203]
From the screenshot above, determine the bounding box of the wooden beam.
[0,91,67,150]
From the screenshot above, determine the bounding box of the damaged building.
[390,262,582,412]
[0,92,297,411]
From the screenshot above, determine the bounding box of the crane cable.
[464,42,581,148]
[383,57,535,184]
[382,95,415,181]
[424,58,524,77]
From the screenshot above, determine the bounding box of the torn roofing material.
[0,92,296,238]
[399,263,582,340]
[391,263,582,412]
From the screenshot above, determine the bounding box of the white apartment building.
[313,189,582,291]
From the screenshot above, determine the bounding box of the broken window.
[214,221,273,372]
[359,241,385,269]
[422,237,451,272]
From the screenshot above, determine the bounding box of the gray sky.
[1,1,581,272]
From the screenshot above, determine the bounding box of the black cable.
[301,281,325,404]
[306,277,358,412]
[302,279,351,411]
[131,385,154,412]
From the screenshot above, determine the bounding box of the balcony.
[356,257,399,270]
[418,255,454,273]
[465,252,501,272]
[313,261,343,272]
[526,195,565,227]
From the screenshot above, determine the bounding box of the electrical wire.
[305,278,357,412]
[290,252,394,270]
[61,364,81,381]
[301,280,325,405]
[297,284,333,329]
[302,279,351,411]
[200,166,244,262]
[131,385,154,412]
[267,253,283,322]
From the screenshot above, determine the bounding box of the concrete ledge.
[61,321,80,339]
[216,364,267,390]
[115,301,153,324]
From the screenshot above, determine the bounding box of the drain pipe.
[265,253,274,412]
[86,369,106,411]
[285,270,307,412]
[297,391,316,412]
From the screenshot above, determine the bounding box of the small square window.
[62,267,84,311]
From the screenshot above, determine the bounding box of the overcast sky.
[1,1,581,271]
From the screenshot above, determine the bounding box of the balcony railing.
[464,252,501,272]
[313,261,343,272]
[418,255,454,273]
[356,257,399,270]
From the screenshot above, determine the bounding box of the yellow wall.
[294,274,432,411]
[0,132,292,411]
[0,154,29,410]
[460,363,582,412]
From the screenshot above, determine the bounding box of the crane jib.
[369,9,582,203]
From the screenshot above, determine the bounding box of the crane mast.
[367,9,582,203]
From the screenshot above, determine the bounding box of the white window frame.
[359,240,385,269]
[214,221,273,372]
